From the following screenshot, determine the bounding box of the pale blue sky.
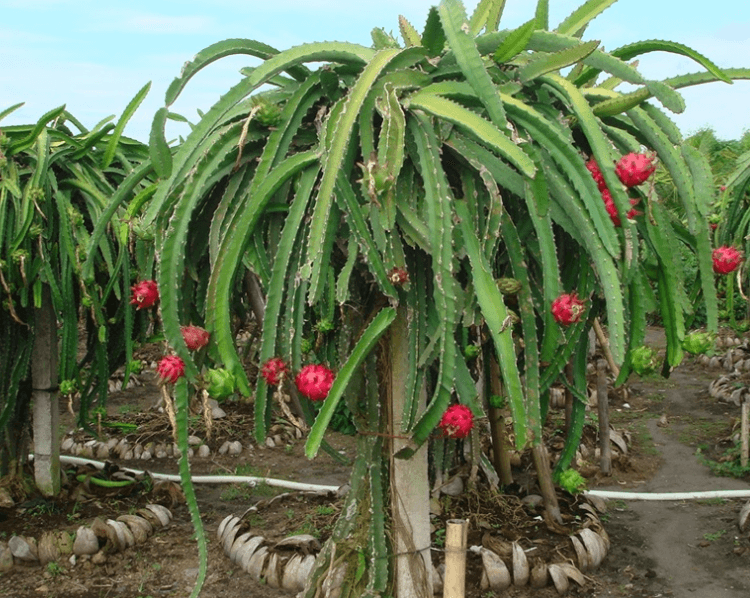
[1,0,749,142]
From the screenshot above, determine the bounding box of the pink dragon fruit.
[130,280,159,310]
[295,364,335,401]
[586,158,608,191]
[438,404,474,439]
[181,325,210,351]
[156,355,185,384]
[261,357,288,386]
[712,246,743,275]
[615,152,656,187]
[602,189,640,226]
[551,293,586,325]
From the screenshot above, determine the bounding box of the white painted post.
[390,307,433,598]
[32,286,60,496]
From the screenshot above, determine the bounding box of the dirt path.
[595,333,750,596]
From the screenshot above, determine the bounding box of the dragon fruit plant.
[147,0,744,595]
[0,91,157,484]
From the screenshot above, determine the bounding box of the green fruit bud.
[60,379,77,395]
[496,277,522,295]
[555,468,586,495]
[464,345,480,360]
[630,345,658,376]
[129,360,143,375]
[205,368,236,400]
[488,394,505,409]
[316,319,334,333]
[682,331,715,355]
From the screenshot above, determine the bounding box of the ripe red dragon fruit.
[712,246,743,275]
[602,189,640,226]
[130,280,159,310]
[586,158,608,191]
[295,364,335,401]
[261,357,288,386]
[181,325,209,351]
[156,355,185,384]
[438,404,474,439]
[615,152,656,187]
[551,292,586,325]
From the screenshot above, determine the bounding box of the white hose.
[586,489,750,500]
[35,454,342,494]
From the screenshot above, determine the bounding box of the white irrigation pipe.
[31,454,342,494]
[586,489,750,501]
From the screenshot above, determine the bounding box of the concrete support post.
[32,286,60,496]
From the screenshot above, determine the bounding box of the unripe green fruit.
[496,277,522,295]
[205,368,236,400]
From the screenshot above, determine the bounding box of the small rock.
[440,476,464,496]
[212,406,227,419]
[265,437,276,449]
[91,551,107,565]
[228,441,243,456]
[218,441,231,455]
[187,448,194,459]
[73,527,99,556]
[188,435,202,446]
[10,536,39,561]
[173,445,182,458]
[61,437,75,452]
[106,437,119,450]
[521,494,544,510]
[122,450,134,460]
[0,543,14,572]
[133,444,143,459]
[95,443,110,460]
[156,449,168,459]
[140,450,152,461]
[197,445,211,458]
[0,487,14,508]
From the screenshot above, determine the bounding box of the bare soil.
[1,327,750,597]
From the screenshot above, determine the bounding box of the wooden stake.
[741,399,749,469]
[596,359,612,475]
[443,519,468,598]
[593,318,620,379]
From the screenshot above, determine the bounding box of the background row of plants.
[3,0,750,596]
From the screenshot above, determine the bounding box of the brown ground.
[1,327,750,597]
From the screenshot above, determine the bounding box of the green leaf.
[149,107,173,180]
[518,39,599,83]
[555,0,618,37]
[455,200,528,448]
[469,0,507,35]
[422,6,446,57]
[398,15,422,47]
[439,0,508,130]
[102,82,151,169]
[612,39,731,84]
[493,19,536,64]
[305,307,397,459]
[302,48,402,303]
[406,92,535,177]
[0,102,24,123]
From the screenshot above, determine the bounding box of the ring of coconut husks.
[217,492,611,595]
[0,504,172,571]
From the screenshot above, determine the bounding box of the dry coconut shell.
[739,500,750,532]
[578,528,605,569]
[37,531,59,565]
[548,563,570,595]
[222,519,242,553]
[217,514,238,540]
[529,561,548,588]
[479,547,511,591]
[274,534,321,552]
[246,546,270,581]
[558,563,586,587]
[265,552,282,588]
[55,531,74,557]
[512,541,530,587]
[144,504,172,527]
[570,535,589,572]
[117,515,151,544]
[281,554,304,591]
[239,536,265,572]
[229,532,253,563]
